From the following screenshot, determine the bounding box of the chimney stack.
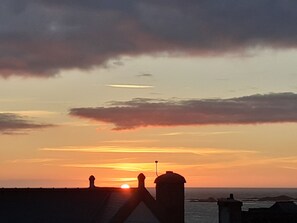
[89,175,95,189]
[138,173,146,189]
[218,194,242,223]
[154,171,186,223]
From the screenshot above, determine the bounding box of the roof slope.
[0,187,136,223]
[243,201,297,223]
[111,188,167,223]
[270,201,297,213]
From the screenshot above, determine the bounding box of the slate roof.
[0,187,142,223]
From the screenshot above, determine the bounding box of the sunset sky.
[1,0,297,188]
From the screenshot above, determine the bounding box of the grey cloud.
[0,113,52,134]
[70,92,297,130]
[1,0,297,77]
[137,73,153,78]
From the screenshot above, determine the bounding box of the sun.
[120,184,130,189]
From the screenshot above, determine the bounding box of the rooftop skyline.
[1,0,297,188]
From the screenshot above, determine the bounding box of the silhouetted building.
[89,175,95,189]
[218,194,297,223]
[155,171,186,223]
[0,171,186,223]
[218,194,242,223]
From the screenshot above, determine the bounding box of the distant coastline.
[184,187,297,201]
[188,195,297,203]
[185,188,297,222]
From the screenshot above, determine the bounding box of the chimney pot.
[89,175,95,189]
[138,173,146,189]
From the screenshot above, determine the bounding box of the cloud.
[137,73,153,78]
[7,158,59,164]
[107,84,154,89]
[0,113,53,134]
[62,162,157,172]
[2,110,58,118]
[1,0,297,77]
[41,145,257,172]
[41,145,255,155]
[70,92,297,130]
[160,131,237,136]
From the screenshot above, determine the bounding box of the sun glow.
[121,184,130,189]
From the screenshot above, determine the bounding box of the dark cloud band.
[70,93,297,130]
[1,0,297,77]
[0,113,52,134]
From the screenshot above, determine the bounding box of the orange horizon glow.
[1,54,297,189]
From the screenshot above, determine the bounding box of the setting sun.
[120,184,130,189]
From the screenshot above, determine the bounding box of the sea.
[184,188,297,223]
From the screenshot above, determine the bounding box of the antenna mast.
[155,160,159,176]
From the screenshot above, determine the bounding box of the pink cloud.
[70,93,297,130]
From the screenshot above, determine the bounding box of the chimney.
[154,171,186,223]
[217,194,242,223]
[89,175,95,189]
[138,173,146,189]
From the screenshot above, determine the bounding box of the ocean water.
[184,188,297,223]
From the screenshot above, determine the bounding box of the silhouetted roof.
[111,187,167,223]
[217,194,242,206]
[270,201,297,213]
[243,201,297,223]
[0,172,188,222]
[154,171,186,184]
[0,187,164,223]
